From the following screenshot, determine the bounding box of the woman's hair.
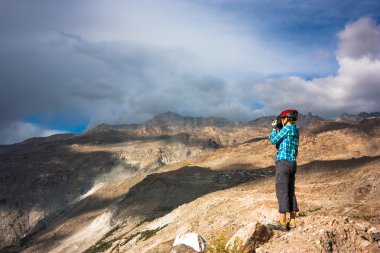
[283,117,296,124]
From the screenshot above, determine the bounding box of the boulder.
[227,222,273,253]
[172,232,207,252]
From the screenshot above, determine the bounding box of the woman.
[269,109,299,231]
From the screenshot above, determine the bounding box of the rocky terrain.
[0,112,379,253]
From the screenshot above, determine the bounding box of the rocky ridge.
[336,112,380,122]
[248,112,325,128]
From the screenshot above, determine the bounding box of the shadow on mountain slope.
[115,166,241,221]
[302,118,380,135]
[298,155,380,173]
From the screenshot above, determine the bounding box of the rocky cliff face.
[1,113,380,253]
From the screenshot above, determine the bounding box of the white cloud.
[253,17,380,118]
[337,17,380,60]
[0,121,65,145]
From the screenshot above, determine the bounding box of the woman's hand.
[271,119,277,128]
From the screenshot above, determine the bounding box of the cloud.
[253,17,380,118]
[0,1,380,144]
[1,1,315,131]
[337,17,380,59]
[0,121,64,145]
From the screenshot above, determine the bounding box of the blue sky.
[1,0,380,144]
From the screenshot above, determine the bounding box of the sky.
[1,0,380,144]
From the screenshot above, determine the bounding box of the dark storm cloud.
[1,1,380,144]
[1,0,261,142]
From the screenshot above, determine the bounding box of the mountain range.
[0,111,379,253]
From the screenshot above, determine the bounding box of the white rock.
[172,232,207,252]
[368,227,377,233]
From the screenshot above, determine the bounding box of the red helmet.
[279,109,298,121]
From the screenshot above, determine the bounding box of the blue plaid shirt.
[269,124,299,162]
